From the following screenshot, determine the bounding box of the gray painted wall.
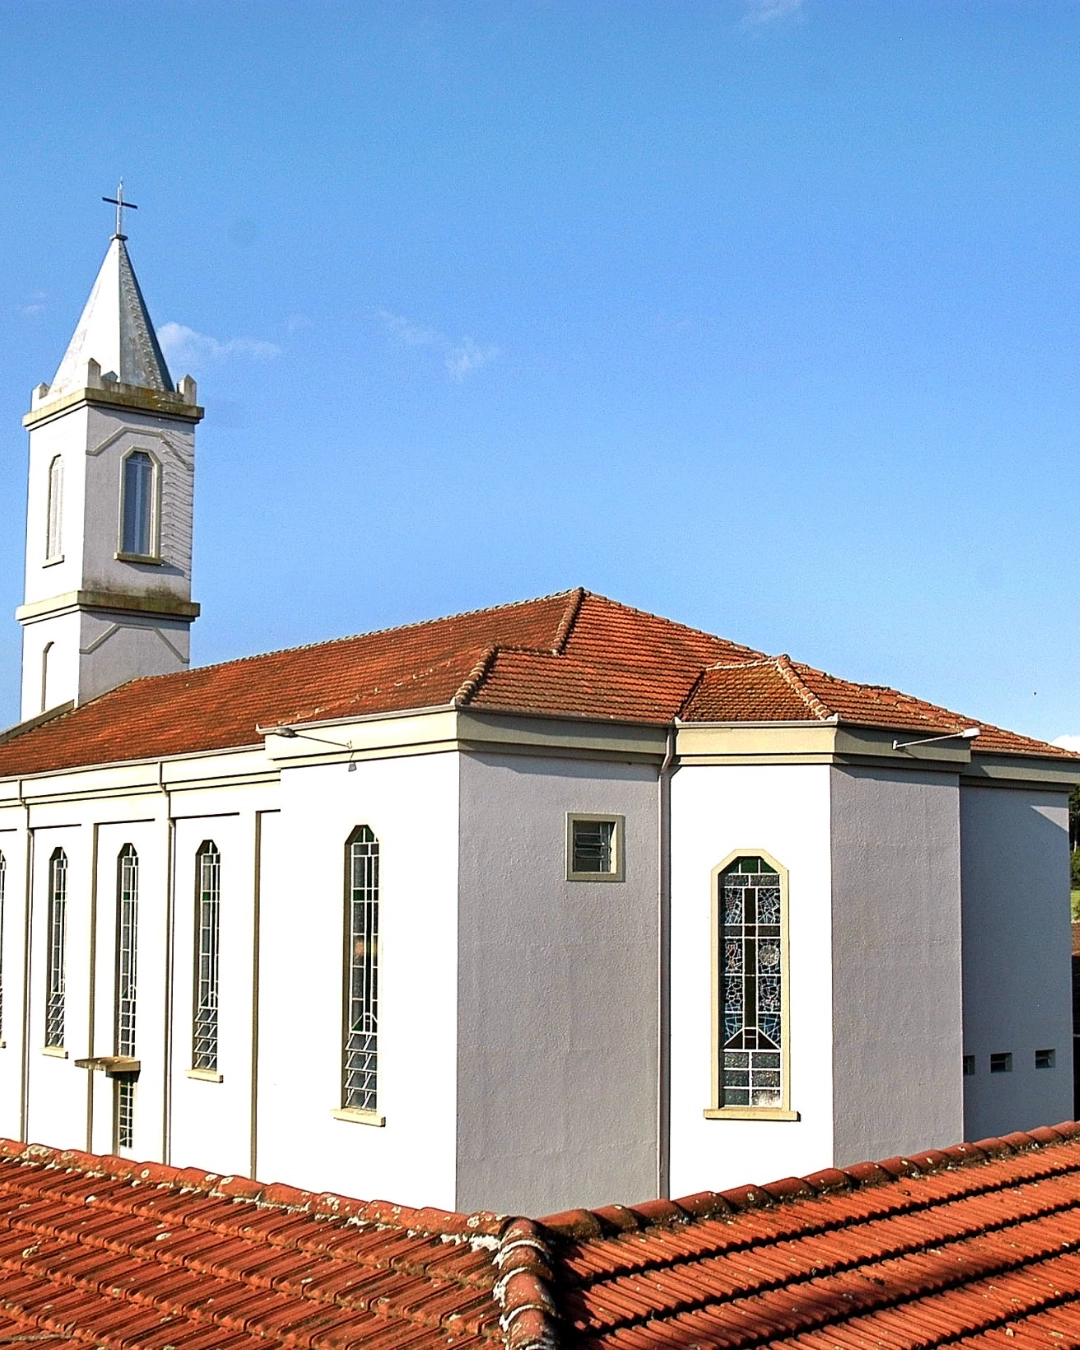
[960,784,1072,1140]
[456,751,659,1215]
[830,766,965,1165]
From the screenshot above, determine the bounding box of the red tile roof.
[5,1125,1080,1349]
[0,589,1072,777]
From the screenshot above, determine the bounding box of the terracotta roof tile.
[0,590,1072,777]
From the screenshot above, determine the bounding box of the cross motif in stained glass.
[719,856,783,1108]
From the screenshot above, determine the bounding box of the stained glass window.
[45,848,67,1048]
[115,845,138,1149]
[719,856,784,1109]
[343,826,379,1113]
[192,842,220,1072]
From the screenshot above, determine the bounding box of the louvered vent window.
[719,856,785,1109]
[343,827,379,1113]
[45,849,67,1048]
[192,842,221,1073]
[115,845,138,1149]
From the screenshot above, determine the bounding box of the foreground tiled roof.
[6,1125,1080,1348]
[0,589,1071,776]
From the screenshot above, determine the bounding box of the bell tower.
[17,188,203,720]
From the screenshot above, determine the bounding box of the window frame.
[335,825,385,1126]
[114,844,139,1152]
[116,446,162,563]
[191,841,221,1077]
[44,848,68,1051]
[566,813,625,882]
[704,849,797,1122]
[45,455,63,563]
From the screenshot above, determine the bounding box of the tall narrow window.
[712,854,789,1114]
[45,456,63,561]
[0,850,6,1043]
[121,451,155,557]
[192,842,220,1072]
[115,845,138,1149]
[343,827,379,1113]
[45,848,67,1048]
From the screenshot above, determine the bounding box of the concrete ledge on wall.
[331,1107,386,1127]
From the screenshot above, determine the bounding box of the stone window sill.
[41,1046,68,1058]
[703,1107,799,1121]
[186,1068,223,1083]
[331,1107,385,1127]
[115,551,162,565]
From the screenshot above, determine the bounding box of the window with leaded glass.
[192,842,220,1072]
[115,845,138,1149]
[45,848,67,1048]
[717,855,787,1111]
[343,826,379,1114]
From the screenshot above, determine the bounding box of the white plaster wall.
[25,822,91,1151]
[0,820,26,1138]
[89,819,170,1161]
[960,785,1072,1140]
[255,753,460,1210]
[668,763,834,1199]
[830,767,964,1166]
[456,752,659,1216]
[23,410,89,606]
[81,406,194,598]
[169,811,254,1178]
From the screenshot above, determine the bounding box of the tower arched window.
[45,848,68,1048]
[121,450,155,558]
[192,842,220,1073]
[343,826,380,1116]
[115,845,139,1149]
[45,456,63,561]
[708,853,792,1118]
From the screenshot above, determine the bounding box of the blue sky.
[1,1,1079,742]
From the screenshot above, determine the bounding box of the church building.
[0,219,1076,1219]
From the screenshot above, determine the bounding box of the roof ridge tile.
[775,653,835,721]
[551,587,586,654]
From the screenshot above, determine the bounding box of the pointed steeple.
[48,235,174,398]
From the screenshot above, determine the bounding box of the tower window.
[45,456,63,561]
[343,826,380,1115]
[192,842,220,1073]
[115,845,138,1150]
[45,848,67,1048]
[121,451,155,558]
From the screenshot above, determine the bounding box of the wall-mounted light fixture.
[256,722,358,767]
[893,726,980,752]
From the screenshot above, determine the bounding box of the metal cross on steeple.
[102,180,138,240]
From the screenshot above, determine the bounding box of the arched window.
[192,842,220,1072]
[45,456,63,561]
[115,845,138,1149]
[45,848,68,1048]
[343,827,379,1114]
[121,451,155,557]
[0,850,6,1044]
[39,642,53,715]
[710,854,790,1116]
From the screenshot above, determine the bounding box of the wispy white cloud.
[158,322,281,368]
[445,337,499,381]
[1052,735,1080,752]
[377,309,499,380]
[740,0,805,28]
[377,309,439,346]
[22,291,46,318]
